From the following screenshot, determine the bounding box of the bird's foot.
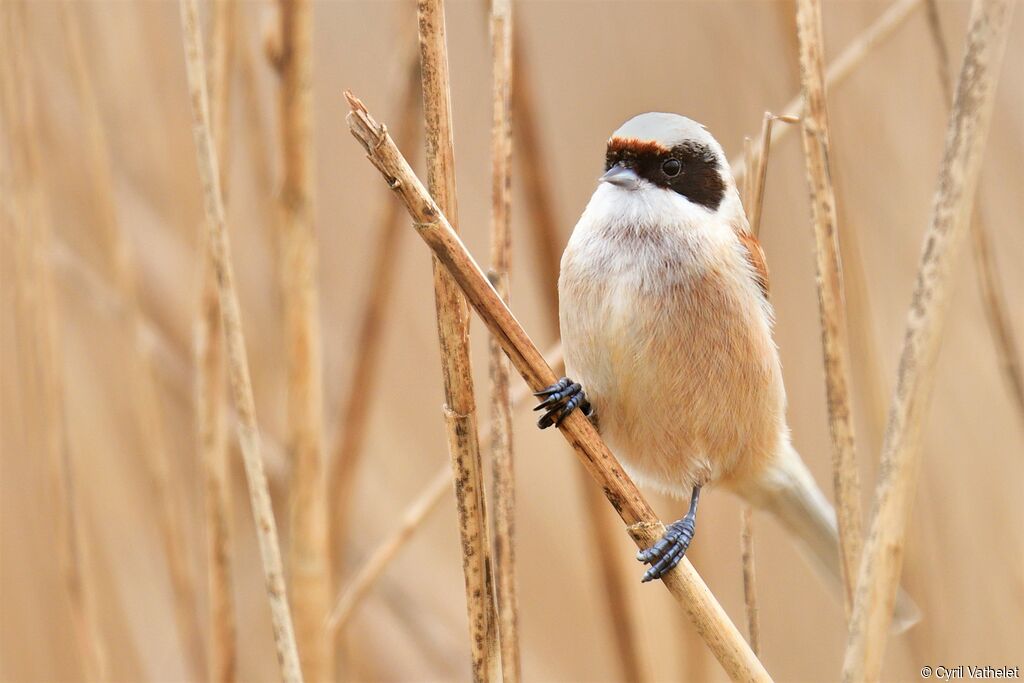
[637,514,696,583]
[533,377,591,429]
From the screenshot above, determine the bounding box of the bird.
[534,112,917,628]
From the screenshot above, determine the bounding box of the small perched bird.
[536,112,917,626]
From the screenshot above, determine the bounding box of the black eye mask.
[605,140,726,211]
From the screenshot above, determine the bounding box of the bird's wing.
[737,229,770,299]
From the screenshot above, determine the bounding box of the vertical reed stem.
[179,1,304,679]
[269,1,331,679]
[416,1,500,679]
[488,0,520,680]
[795,0,864,618]
[842,0,1013,679]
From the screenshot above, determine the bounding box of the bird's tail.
[732,443,920,634]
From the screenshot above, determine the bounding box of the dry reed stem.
[842,1,1013,679]
[59,3,207,674]
[2,6,107,677]
[268,1,332,679]
[179,1,303,680]
[346,95,771,683]
[329,45,420,577]
[739,507,761,656]
[487,0,520,681]
[795,0,864,619]
[924,0,1024,427]
[197,0,238,679]
[513,27,646,682]
[416,1,501,680]
[325,343,563,635]
[731,0,925,184]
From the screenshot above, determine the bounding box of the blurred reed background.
[1,0,1022,681]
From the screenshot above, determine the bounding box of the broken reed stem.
[198,0,237,679]
[794,0,863,620]
[739,507,760,657]
[416,1,501,680]
[179,1,303,680]
[345,94,771,683]
[329,45,420,581]
[326,344,563,635]
[1,5,107,677]
[268,0,332,679]
[60,3,207,675]
[731,0,925,184]
[842,0,1013,679]
[487,0,520,681]
[924,0,1024,426]
[513,25,646,682]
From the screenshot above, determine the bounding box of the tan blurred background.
[2,0,1022,681]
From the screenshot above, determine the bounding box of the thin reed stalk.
[329,46,421,577]
[794,0,863,619]
[60,3,206,674]
[326,344,564,635]
[923,0,1024,427]
[346,94,771,683]
[487,0,520,681]
[416,1,501,679]
[731,0,926,183]
[197,0,238,679]
[513,27,646,682]
[179,1,303,680]
[268,1,331,679]
[739,507,760,656]
[2,6,107,677]
[842,1,1013,679]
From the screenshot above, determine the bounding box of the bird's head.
[600,113,732,213]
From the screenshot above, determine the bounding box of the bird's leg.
[637,485,702,583]
[533,376,592,429]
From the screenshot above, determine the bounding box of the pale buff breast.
[559,210,786,496]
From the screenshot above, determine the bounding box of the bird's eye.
[662,158,682,176]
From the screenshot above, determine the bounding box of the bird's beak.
[600,164,640,190]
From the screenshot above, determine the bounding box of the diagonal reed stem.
[179,0,303,679]
[346,93,771,683]
[842,0,1014,679]
[923,0,1024,428]
[197,0,238,679]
